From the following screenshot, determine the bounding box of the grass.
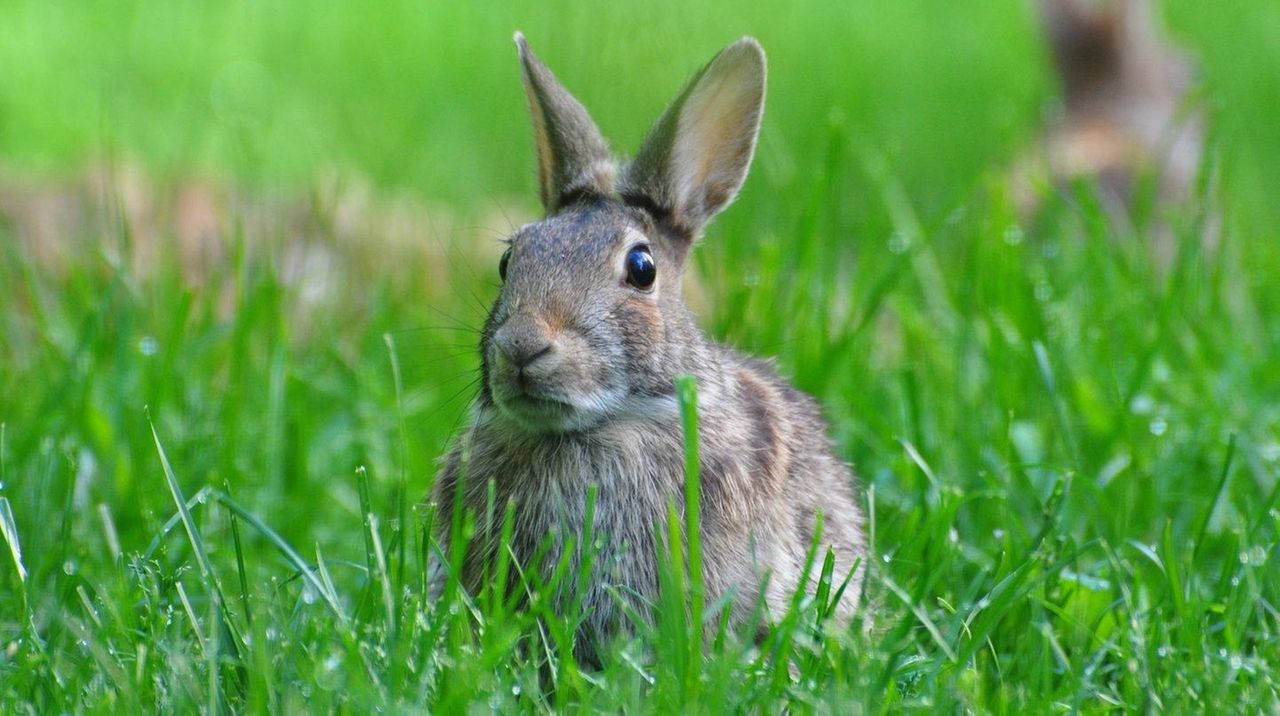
[2,0,1280,711]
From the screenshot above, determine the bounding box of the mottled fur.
[430,35,866,658]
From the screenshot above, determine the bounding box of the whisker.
[387,325,483,335]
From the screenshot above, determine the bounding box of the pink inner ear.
[522,73,556,207]
[666,44,765,225]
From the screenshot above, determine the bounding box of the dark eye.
[499,247,512,282]
[625,245,656,290]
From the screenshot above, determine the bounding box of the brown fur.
[1016,0,1212,253]
[429,35,866,659]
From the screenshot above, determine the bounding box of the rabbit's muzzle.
[487,312,618,433]
[494,315,556,372]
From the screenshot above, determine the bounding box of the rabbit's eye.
[499,247,512,282]
[625,245,656,290]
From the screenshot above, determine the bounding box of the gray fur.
[619,37,767,237]
[515,33,616,214]
[430,36,866,658]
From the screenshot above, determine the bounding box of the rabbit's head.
[480,34,765,434]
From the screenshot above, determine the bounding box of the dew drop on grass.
[1260,442,1280,463]
[512,685,521,696]
[1239,546,1267,565]
[1229,654,1243,670]
[63,560,77,575]
[881,553,892,564]
[1129,395,1155,415]
[1002,224,1024,246]
[1149,419,1167,436]
[888,231,911,255]
[139,336,159,356]
[993,529,1005,540]
[1151,359,1171,383]
[302,584,318,605]
[1156,645,1170,658]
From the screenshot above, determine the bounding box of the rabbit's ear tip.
[513,31,528,53]
[721,36,768,67]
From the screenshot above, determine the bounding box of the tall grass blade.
[675,375,704,647]
[0,496,27,583]
[1192,433,1236,563]
[212,490,348,621]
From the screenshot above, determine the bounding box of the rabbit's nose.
[494,318,555,369]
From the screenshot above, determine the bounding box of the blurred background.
[2,1,1277,221]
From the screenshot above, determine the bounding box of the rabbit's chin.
[489,388,620,434]
[490,385,683,436]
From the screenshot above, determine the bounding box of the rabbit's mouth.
[491,390,596,433]
[488,367,628,433]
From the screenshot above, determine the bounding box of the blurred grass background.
[2,0,1279,710]
[0,1,1273,219]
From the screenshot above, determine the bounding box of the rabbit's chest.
[472,425,684,605]
[494,435,677,551]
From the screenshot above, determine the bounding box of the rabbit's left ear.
[620,38,766,239]
[516,33,616,215]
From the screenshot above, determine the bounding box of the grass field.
[2,0,1280,711]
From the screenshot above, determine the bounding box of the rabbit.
[429,33,867,660]
[1014,0,1214,253]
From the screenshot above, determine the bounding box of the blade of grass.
[174,581,208,658]
[96,503,122,562]
[224,479,253,628]
[675,374,704,680]
[1192,433,1236,563]
[369,512,396,632]
[141,484,215,561]
[356,465,378,619]
[0,495,28,583]
[384,332,410,613]
[212,490,348,621]
[1032,340,1081,469]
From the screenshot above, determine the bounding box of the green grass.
[2,0,1280,711]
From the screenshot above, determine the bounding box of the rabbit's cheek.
[545,337,611,398]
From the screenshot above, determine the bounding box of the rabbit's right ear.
[620,38,766,242]
[515,33,615,215]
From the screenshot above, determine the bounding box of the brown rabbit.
[429,34,866,658]
[1017,0,1209,248]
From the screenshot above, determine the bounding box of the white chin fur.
[491,386,680,434]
